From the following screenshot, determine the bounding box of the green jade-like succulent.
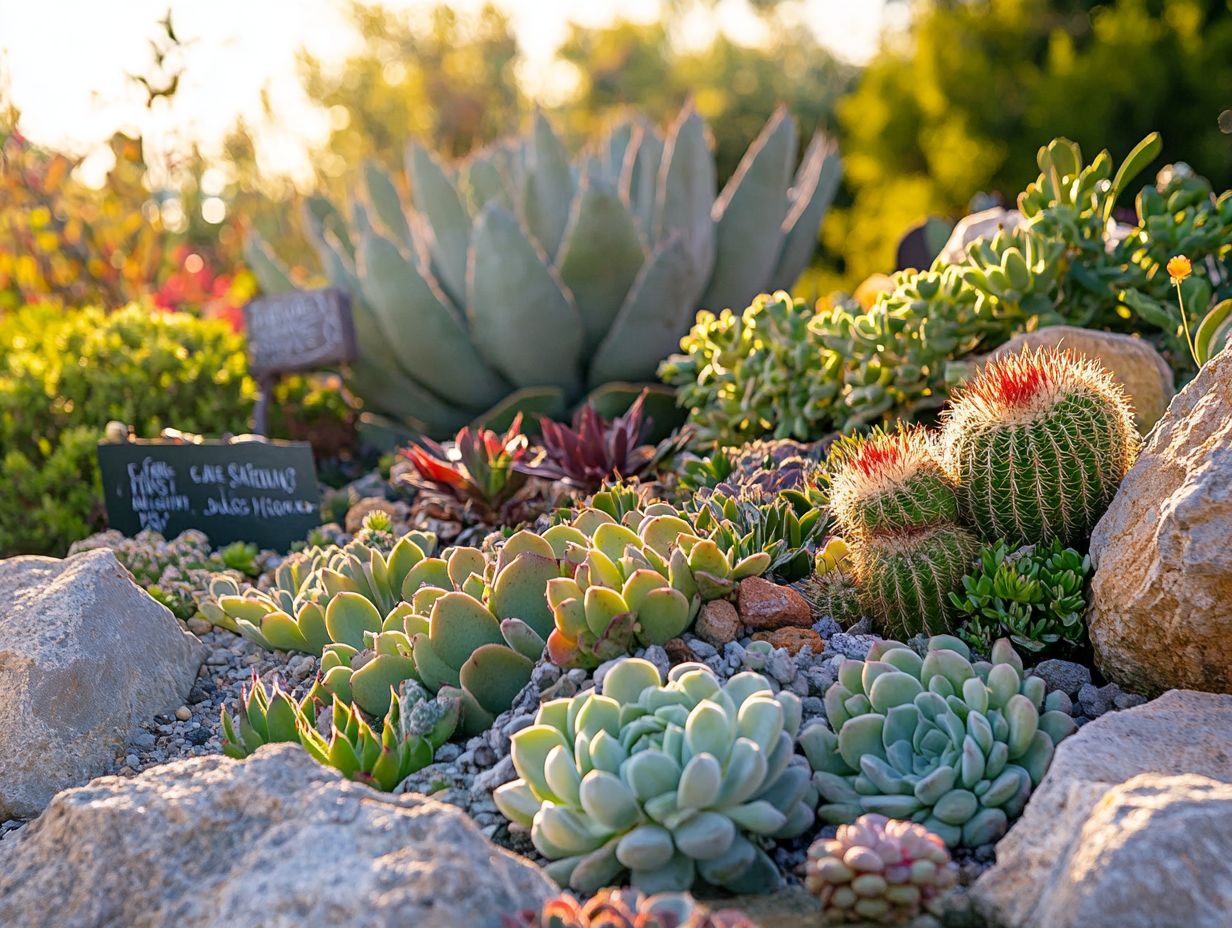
[800,635,1076,848]
[494,657,815,894]
[542,506,770,668]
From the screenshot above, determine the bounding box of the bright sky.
[0,0,891,184]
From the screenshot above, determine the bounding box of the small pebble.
[175,706,192,721]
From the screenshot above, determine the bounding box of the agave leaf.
[603,120,635,179]
[621,122,665,246]
[654,103,716,307]
[461,147,517,213]
[470,386,568,436]
[557,175,648,354]
[304,195,355,264]
[362,160,415,252]
[700,106,796,312]
[467,202,583,393]
[523,111,575,259]
[358,226,509,411]
[407,140,471,306]
[243,233,296,295]
[769,131,841,287]
[589,235,697,386]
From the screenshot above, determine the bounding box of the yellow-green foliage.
[0,304,255,555]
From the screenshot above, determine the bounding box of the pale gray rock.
[971,690,1232,928]
[0,744,555,928]
[0,549,204,819]
[1088,346,1232,695]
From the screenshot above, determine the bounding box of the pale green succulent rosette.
[495,658,815,895]
[800,635,1076,848]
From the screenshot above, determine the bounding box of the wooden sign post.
[97,439,322,551]
[242,288,357,435]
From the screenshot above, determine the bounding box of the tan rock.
[971,691,1232,928]
[1087,346,1232,695]
[695,599,741,645]
[0,744,555,927]
[663,637,697,665]
[752,627,824,655]
[737,576,812,630]
[0,549,204,820]
[987,325,1175,431]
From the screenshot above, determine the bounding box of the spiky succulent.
[506,889,756,928]
[247,105,840,438]
[541,506,770,668]
[686,489,828,582]
[951,540,1090,655]
[940,347,1138,547]
[494,658,814,894]
[800,635,1076,848]
[298,692,435,792]
[221,678,450,791]
[825,427,979,637]
[400,414,531,522]
[805,814,958,926]
[518,392,688,492]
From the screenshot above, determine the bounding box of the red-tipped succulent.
[517,391,687,491]
[401,414,530,521]
[505,888,756,928]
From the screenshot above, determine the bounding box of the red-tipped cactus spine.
[826,427,979,637]
[940,347,1138,546]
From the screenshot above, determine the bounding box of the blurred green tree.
[832,0,1232,284]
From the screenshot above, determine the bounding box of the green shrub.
[950,540,1090,655]
[0,304,255,555]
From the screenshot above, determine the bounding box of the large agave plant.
[247,104,840,438]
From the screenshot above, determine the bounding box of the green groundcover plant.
[0,303,255,555]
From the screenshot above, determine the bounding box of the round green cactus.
[853,525,981,638]
[806,813,958,926]
[494,658,815,894]
[823,428,976,636]
[800,635,1076,848]
[827,426,958,537]
[940,347,1138,546]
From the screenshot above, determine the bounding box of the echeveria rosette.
[806,814,958,926]
[494,658,815,894]
[800,635,1076,848]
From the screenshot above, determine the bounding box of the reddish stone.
[752,627,824,655]
[738,576,813,630]
[664,638,697,665]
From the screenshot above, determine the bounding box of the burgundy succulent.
[400,414,530,520]
[516,391,687,491]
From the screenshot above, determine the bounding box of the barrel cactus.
[247,105,840,438]
[494,657,814,894]
[800,635,1076,848]
[542,507,770,668]
[940,347,1138,546]
[825,428,979,637]
[805,814,958,925]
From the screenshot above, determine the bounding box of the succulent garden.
[3,3,1232,928]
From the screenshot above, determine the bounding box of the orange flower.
[1167,254,1193,284]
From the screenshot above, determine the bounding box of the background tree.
[831,0,1232,284]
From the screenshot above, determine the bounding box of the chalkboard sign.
[243,288,357,376]
[97,440,321,551]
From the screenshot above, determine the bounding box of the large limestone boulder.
[971,690,1232,928]
[1087,346,1232,695]
[0,548,205,819]
[988,325,1174,431]
[0,744,556,927]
